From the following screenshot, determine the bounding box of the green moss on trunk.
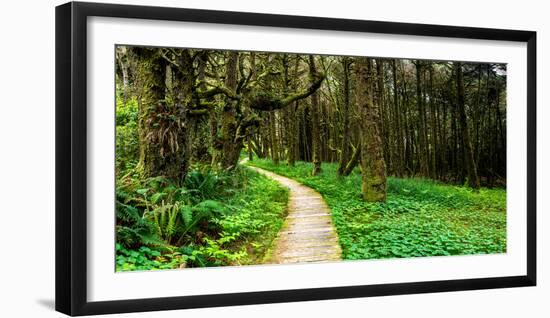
[356,57,387,202]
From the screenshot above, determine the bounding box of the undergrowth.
[115,165,288,271]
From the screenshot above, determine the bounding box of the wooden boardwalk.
[246,164,342,264]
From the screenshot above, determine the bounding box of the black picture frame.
[55,1,537,316]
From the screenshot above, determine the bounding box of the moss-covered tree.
[356,57,387,202]
[132,48,190,184]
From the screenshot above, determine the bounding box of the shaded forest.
[114,46,507,271]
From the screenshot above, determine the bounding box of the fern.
[180,205,193,227]
[193,200,225,215]
[165,203,180,242]
[116,166,235,249]
[116,201,140,223]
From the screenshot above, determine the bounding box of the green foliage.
[116,244,186,271]
[116,184,166,249]
[115,94,139,174]
[115,165,288,271]
[116,170,230,246]
[183,167,229,204]
[216,169,288,265]
[248,159,506,261]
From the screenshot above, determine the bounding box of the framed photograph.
[55,1,536,316]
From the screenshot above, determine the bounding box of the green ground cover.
[247,159,506,260]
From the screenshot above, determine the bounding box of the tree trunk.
[356,57,387,202]
[391,59,405,177]
[341,144,361,176]
[218,51,243,170]
[116,46,130,104]
[455,62,480,190]
[134,48,190,185]
[428,65,437,179]
[376,60,391,175]
[338,57,352,176]
[286,55,297,166]
[269,111,280,164]
[247,136,254,161]
[415,61,429,177]
[309,55,322,176]
[287,100,299,166]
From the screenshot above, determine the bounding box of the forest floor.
[246,159,507,261]
[242,158,342,263]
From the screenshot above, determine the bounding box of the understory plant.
[115,165,288,271]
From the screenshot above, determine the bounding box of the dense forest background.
[116,47,507,190]
[114,46,507,271]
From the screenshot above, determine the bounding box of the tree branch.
[234,113,261,143]
[197,84,240,100]
[249,72,325,111]
[160,50,181,69]
[188,108,209,116]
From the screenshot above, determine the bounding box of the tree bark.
[455,62,480,190]
[308,55,322,176]
[356,57,387,202]
[338,57,352,176]
[134,48,190,185]
[287,55,300,166]
[341,143,361,176]
[218,51,243,170]
[428,65,438,179]
[269,111,280,165]
[391,59,405,177]
[415,61,429,177]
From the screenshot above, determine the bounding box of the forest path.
[242,159,342,264]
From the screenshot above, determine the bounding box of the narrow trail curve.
[242,159,342,264]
